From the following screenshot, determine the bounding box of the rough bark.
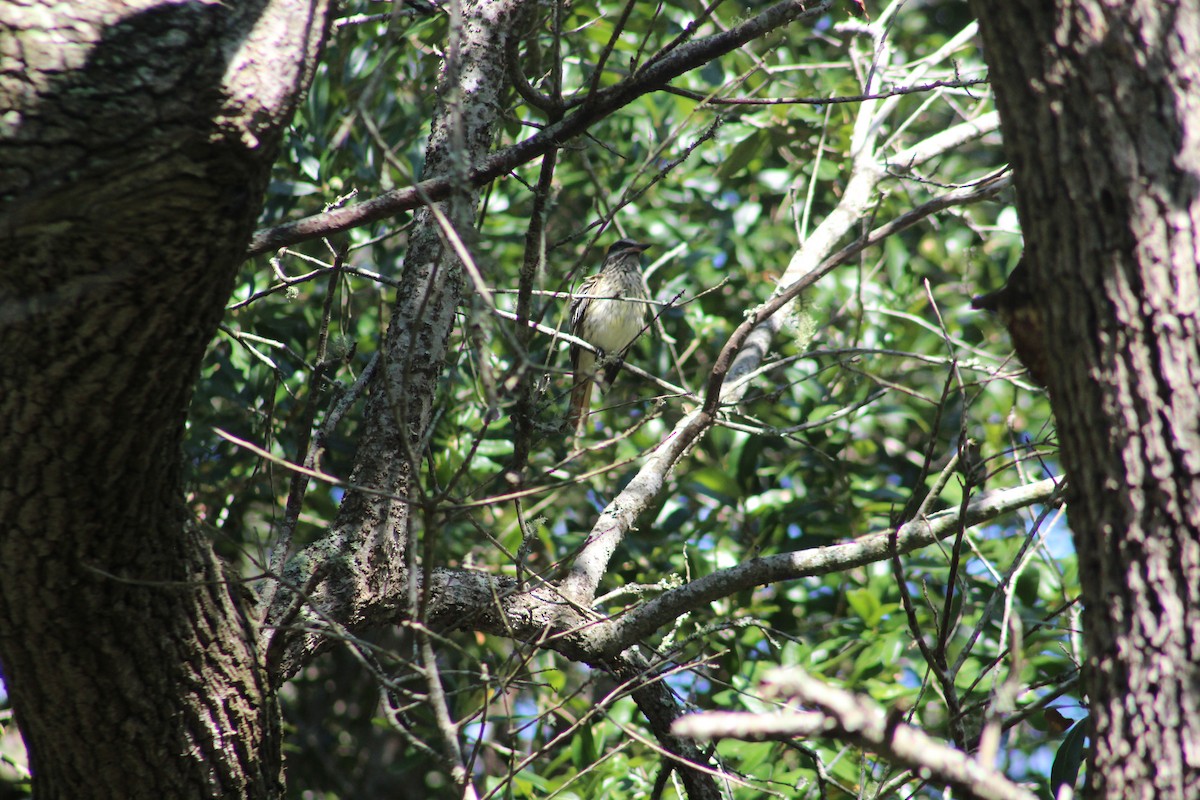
[259,0,532,681]
[970,2,1200,797]
[0,1,331,797]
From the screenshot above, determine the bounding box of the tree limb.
[247,0,834,255]
[673,668,1038,800]
[573,477,1058,657]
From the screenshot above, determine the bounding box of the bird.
[971,259,1049,387]
[566,239,652,434]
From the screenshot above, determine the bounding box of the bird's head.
[971,259,1032,313]
[608,239,651,258]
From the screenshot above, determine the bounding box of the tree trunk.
[0,1,330,797]
[970,2,1200,797]
[259,0,532,680]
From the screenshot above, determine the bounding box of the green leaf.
[1050,717,1089,796]
[846,588,883,627]
[716,129,769,179]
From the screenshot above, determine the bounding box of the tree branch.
[557,170,1009,606]
[247,0,834,255]
[577,477,1058,656]
[427,478,1060,662]
[673,668,1038,800]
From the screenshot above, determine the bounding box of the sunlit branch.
[674,667,1038,800]
[663,76,990,106]
[580,478,1060,655]
[248,0,835,255]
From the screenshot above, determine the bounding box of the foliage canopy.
[4,1,1080,798]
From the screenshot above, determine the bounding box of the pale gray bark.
[676,668,1038,800]
[259,0,531,680]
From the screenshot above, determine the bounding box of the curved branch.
[582,478,1059,656]
[247,0,834,255]
[429,478,1060,661]
[707,171,1010,411]
[674,668,1038,800]
[558,408,715,603]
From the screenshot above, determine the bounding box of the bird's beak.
[630,242,651,252]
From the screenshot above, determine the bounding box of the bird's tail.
[567,350,597,435]
[566,376,594,436]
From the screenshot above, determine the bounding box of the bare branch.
[248,0,835,255]
[673,668,1038,800]
[577,478,1059,656]
[661,76,990,106]
[891,110,1001,171]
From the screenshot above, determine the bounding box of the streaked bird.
[972,259,1049,387]
[566,239,652,434]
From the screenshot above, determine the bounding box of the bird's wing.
[569,273,598,371]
